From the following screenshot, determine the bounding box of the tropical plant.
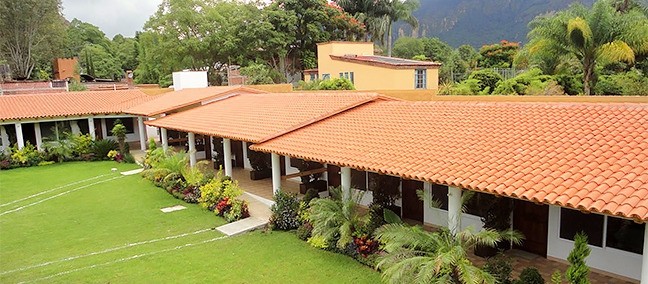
[270,189,302,230]
[308,187,368,249]
[384,0,420,57]
[156,150,188,174]
[111,122,127,154]
[468,69,504,94]
[566,232,591,284]
[515,267,545,284]
[483,254,513,284]
[375,225,523,284]
[43,139,74,162]
[10,143,43,166]
[527,0,648,95]
[91,139,118,161]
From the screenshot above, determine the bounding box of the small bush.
[162,172,185,192]
[69,133,93,156]
[468,69,503,94]
[122,153,135,164]
[37,161,55,166]
[484,254,513,284]
[554,74,583,96]
[91,139,118,161]
[297,78,355,90]
[566,232,591,284]
[439,79,482,95]
[515,267,544,284]
[307,235,328,249]
[270,189,301,230]
[595,70,648,96]
[296,222,314,241]
[10,143,43,167]
[302,188,319,205]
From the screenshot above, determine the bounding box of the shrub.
[297,78,355,90]
[307,235,329,249]
[111,123,127,153]
[91,139,118,161]
[468,69,503,94]
[10,143,43,167]
[270,189,301,230]
[122,153,136,164]
[484,255,513,284]
[551,270,563,284]
[353,235,379,257]
[38,161,55,166]
[554,74,583,96]
[69,133,93,156]
[439,79,482,95]
[296,222,314,241]
[198,170,242,210]
[566,232,591,284]
[162,172,185,192]
[515,267,544,284]
[0,153,12,170]
[492,68,561,96]
[302,188,319,205]
[43,140,74,162]
[595,70,648,96]
[222,198,250,222]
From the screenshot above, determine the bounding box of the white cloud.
[61,0,161,38]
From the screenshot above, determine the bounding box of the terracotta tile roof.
[124,86,266,117]
[0,89,155,121]
[251,101,648,222]
[145,92,394,143]
[330,55,441,69]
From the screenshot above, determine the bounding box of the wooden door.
[327,165,341,188]
[513,200,549,257]
[401,180,424,222]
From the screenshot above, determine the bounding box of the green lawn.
[0,162,380,283]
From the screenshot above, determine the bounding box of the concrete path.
[214,191,273,236]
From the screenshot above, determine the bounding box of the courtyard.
[0,162,379,283]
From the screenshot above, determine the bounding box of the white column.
[137,117,147,151]
[15,122,24,149]
[223,138,233,176]
[160,128,168,152]
[0,125,9,153]
[642,226,648,283]
[34,123,43,151]
[88,118,96,140]
[448,186,462,235]
[341,167,351,200]
[242,141,252,170]
[188,132,196,167]
[100,118,108,138]
[271,152,281,194]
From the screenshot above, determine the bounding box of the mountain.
[395,0,595,47]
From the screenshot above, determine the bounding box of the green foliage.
[270,189,302,230]
[91,139,118,161]
[239,63,279,85]
[483,254,513,284]
[492,68,562,96]
[44,139,74,163]
[551,270,563,284]
[566,232,591,284]
[69,133,93,156]
[37,161,55,166]
[197,170,242,210]
[392,37,425,59]
[111,123,127,153]
[479,40,520,68]
[302,188,320,205]
[527,0,648,95]
[439,79,482,95]
[79,44,122,79]
[10,143,43,167]
[468,69,504,94]
[308,187,368,249]
[554,74,583,96]
[162,172,185,192]
[307,234,329,249]
[68,79,88,92]
[312,78,355,90]
[594,69,648,95]
[515,267,545,284]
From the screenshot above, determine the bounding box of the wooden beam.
[281,167,327,180]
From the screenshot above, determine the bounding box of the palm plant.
[527,0,648,95]
[376,224,523,284]
[156,150,188,174]
[384,0,419,57]
[308,186,368,249]
[335,0,391,42]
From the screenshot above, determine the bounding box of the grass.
[0,161,380,283]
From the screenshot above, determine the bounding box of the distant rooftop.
[330,55,441,69]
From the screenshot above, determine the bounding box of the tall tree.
[385,0,419,57]
[335,0,391,42]
[527,0,648,95]
[0,0,65,79]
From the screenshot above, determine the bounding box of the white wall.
[172,71,208,91]
[546,205,642,281]
[422,183,484,231]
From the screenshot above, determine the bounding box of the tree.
[478,40,520,68]
[0,0,66,79]
[527,0,648,95]
[112,34,139,71]
[111,122,127,154]
[64,19,112,58]
[335,0,391,42]
[79,44,122,79]
[384,0,420,57]
[392,37,425,59]
[376,225,523,284]
[566,232,591,284]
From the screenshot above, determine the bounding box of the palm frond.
[598,40,635,63]
[567,17,593,50]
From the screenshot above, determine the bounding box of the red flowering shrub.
[354,235,379,257]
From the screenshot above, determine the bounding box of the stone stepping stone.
[216,217,267,236]
[160,205,186,213]
[121,168,144,176]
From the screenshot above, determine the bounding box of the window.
[351,169,367,190]
[322,74,330,80]
[415,69,427,89]
[106,118,134,135]
[606,217,645,254]
[559,208,604,247]
[338,72,355,84]
[309,73,317,81]
[430,184,449,210]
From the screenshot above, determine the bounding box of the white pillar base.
[448,186,462,235]
[138,117,147,151]
[15,123,24,149]
[160,128,168,152]
[188,132,196,167]
[34,123,43,151]
[271,153,281,194]
[341,167,351,200]
[0,125,9,153]
[223,138,233,176]
[242,141,252,170]
[100,118,108,139]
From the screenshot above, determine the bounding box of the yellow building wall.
[312,42,439,91]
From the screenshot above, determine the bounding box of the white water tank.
[172,71,208,91]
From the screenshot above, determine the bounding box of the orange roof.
[252,101,648,222]
[124,86,266,117]
[0,89,155,121]
[145,93,393,143]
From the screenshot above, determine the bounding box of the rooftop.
[330,55,441,69]
[252,100,648,222]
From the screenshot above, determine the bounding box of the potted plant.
[247,148,272,180]
[293,158,327,194]
[474,196,514,257]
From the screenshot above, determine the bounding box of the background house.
[305,41,441,91]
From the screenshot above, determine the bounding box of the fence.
[450,68,525,83]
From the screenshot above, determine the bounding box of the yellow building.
[304,41,440,91]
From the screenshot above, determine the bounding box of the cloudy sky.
[61,0,162,38]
